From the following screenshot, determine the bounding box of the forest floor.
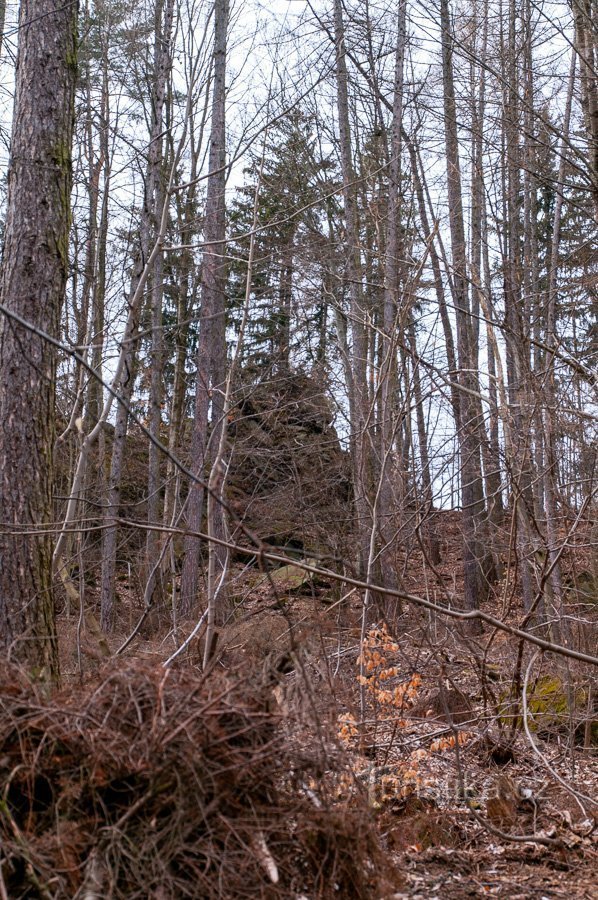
[41,511,598,897]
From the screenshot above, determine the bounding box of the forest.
[0,0,596,896]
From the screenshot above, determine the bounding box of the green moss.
[500,674,595,743]
[49,138,73,269]
[66,45,78,72]
[527,675,570,723]
[66,12,79,72]
[268,562,312,592]
[51,138,71,171]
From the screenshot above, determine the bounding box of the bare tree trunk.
[541,48,577,640]
[180,0,229,620]
[161,80,210,541]
[572,0,598,218]
[277,256,293,369]
[466,0,501,584]
[100,352,138,631]
[86,45,110,431]
[145,170,167,615]
[409,320,440,564]
[440,0,486,618]
[55,26,104,578]
[86,54,110,541]
[481,195,505,528]
[0,0,77,676]
[100,0,175,631]
[65,30,102,439]
[161,200,195,529]
[378,0,407,605]
[500,0,539,619]
[333,0,371,582]
[0,0,6,60]
[407,140,461,429]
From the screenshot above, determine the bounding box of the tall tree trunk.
[500,0,538,618]
[0,0,77,676]
[408,140,461,428]
[378,0,407,606]
[467,0,501,581]
[277,254,293,369]
[540,47,577,640]
[409,319,440,565]
[481,189,504,519]
[572,0,598,218]
[180,0,229,620]
[99,353,138,631]
[64,4,104,441]
[0,0,6,60]
[56,26,103,577]
[161,83,209,545]
[145,165,167,614]
[161,203,196,531]
[86,45,110,431]
[333,0,371,583]
[100,0,174,630]
[440,0,486,618]
[85,53,110,543]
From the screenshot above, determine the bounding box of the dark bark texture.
[0,0,78,676]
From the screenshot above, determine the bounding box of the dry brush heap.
[0,661,390,899]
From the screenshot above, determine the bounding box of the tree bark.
[500,0,538,618]
[180,0,229,619]
[0,0,78,676]
[378,0,407,606]
[572,0,598,218]
[100,0,174,630]
[440,0,486,618]
[333,0,371,583]
[86,43,110,431]
[145,148,168,615]
[0,0,6,60]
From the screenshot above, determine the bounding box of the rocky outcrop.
[227,370,351,558]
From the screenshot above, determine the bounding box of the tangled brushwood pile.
[0,662,387,899]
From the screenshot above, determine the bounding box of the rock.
[227,370,351,559]
[268,562,312,591]
[412,687,473,725]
